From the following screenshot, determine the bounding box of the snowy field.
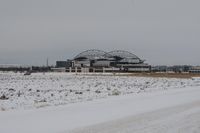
[1,86,200,133]
[1,72,200,133]
[0,72,200,111]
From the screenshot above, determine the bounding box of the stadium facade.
[56,49,151,73]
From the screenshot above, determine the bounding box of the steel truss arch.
[108,50,140,59]
[74,49,111,60]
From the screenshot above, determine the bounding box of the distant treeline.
[0,67,30,72]
[0,66,51,72]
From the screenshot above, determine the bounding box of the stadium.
[57,49,151,73]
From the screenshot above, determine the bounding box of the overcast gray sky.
[0,0,200,66]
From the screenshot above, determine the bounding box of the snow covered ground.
[1,72,200,133]
[69,89,200,133]
[0,86,200,133]
[0,72,200,110]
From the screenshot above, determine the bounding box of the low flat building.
[56,61,67,68]
[189,66,200,74]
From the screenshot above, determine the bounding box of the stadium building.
[62,49,151,73]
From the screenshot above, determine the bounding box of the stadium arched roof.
[74,49,111,60]
[74,49,144,63]
[108,50,140,59]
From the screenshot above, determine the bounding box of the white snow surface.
[1,72,200,133]
[0,72,200,110]
[0,86,200,133]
